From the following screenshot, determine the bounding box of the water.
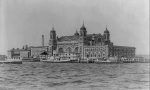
[0,62,149,90]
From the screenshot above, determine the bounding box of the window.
[58,48,64,53]
[91,54,92,57]
[66,47,72,53]
[74,47,78,53]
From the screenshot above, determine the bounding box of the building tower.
[103,27,110,45]
[79,22,87,59]
[80,22,87,36]
[49,27,57,56]
[42,35,44,46]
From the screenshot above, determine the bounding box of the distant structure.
[7,45,30,59]
[0,55,7,60]
[8,23,136,60]
[8,37,48,59]
[42,35,44,46]
[49,23,136,59]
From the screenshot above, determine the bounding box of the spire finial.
[80,20,86,30]
[106,25,108,30]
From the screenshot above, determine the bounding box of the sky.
[0,0,149,55]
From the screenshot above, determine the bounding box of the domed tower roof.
[80,21,87,36]
[50,26,56,39]
[103,26,110,44]
[104,27,109,33]
[80,23,86,30]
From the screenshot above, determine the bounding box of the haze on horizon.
[0,0,149,55]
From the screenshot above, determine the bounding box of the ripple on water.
[46,82,69,87]
[71,80,87,84]
[0,63,149,90]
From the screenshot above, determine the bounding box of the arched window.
[98,54,101,57]
[91,54,93,57]
[74,47,78,53]
[66,47,72,53]
[58,48,64,53]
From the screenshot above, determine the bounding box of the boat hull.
[41,60,71,63]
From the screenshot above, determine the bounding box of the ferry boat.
[22,57,40,62]
[87,58,112,63]
[0,58,22,64]
[83,57,122,63]
[41,56,71,63]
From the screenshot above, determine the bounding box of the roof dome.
[80,23,86,30]
[104,27,109,33]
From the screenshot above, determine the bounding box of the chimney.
[42,35,44,46]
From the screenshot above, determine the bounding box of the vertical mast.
[42,35,44,46]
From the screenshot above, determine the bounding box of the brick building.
[49,23,136,60]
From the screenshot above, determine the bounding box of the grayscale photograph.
[0,0,149,90]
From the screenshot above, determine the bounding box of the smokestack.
[42,35,44,46]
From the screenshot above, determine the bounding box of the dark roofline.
[8,49,30,52]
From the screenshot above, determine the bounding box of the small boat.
[0,58,22,64]
[22,57,40,62]
[69,59,79,63]
[40,56,55,62]
[53,59,71,63]
[41,56,72,63]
